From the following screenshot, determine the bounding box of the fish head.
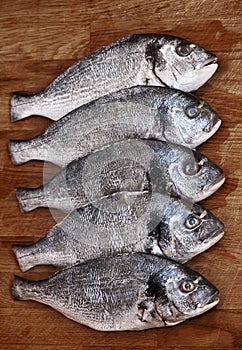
[147,263,219,325]
[153,36,218,91]
[166,147,225,202]
[161,91,221,148]
[152,200,224,262]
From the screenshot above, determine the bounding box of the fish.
[12,191,224,272]
[9,95,221,167]
[10,34,218,122]
[15,139,225,213]
[9,86,221,165]
[12,252,220,331]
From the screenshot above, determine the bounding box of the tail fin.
[12,245,36,272]
[12,275,31,300]
[8,140,34,166]
[11,92,35,122]
[16,187,46,213]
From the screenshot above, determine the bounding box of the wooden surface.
[0,0,241,349]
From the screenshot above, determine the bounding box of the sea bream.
[12,191,224,272]
[11,34,218,122]
[9,86,221,165]
[15,139,225,213]
[12,252,220,331]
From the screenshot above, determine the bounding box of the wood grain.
[0,0,241,349]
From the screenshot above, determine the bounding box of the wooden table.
[0,1,241,349]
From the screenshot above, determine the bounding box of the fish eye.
[176,44,193,57]
[183,162,200,176]
[185,215,202,229]
[185,105,200,118]
[180,279,195,293]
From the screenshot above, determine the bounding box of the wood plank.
[0,0,241,349]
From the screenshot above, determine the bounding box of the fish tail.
[8,139,39,166]
[11,92,37,122]
[16,187,46,213]
[12,244,37,272]
[12,228,66,271]
[12,275,34,301]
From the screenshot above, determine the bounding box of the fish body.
[12,252,219,331]
[11,34,218,122]
[15,139,225,213]
[9,86,221,166]
[12,191,224,271]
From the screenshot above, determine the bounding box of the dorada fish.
[15,139,225,213]
[12,252,220,331]
[9,86,221,166]
[11,34,218,122]
[12,191,224,272]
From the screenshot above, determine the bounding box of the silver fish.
[12,191,224,272]
[9,87,221,164]
[12,252,220,331]
[15,139,225,213]
[11,34,218,122]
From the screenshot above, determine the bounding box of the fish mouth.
[196,56,218,70]
[187,292,219,317]
[175,58,218,92]
[198,227,224,253]
[180,289,220,320]
[180,226,224,262]
[195,174,225,202]
[208,220,224,237]
[203,117,221,133]
[205,174,225,194]
[162,293,219,326]
[190,119,222,148]
[192,293,220,317]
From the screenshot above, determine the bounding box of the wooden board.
[0,0,241,348]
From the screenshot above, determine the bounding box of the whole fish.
[15,139,225,213]
[9,87,222,164]
[12,191,224,272]
[11,34,218,122]
[12,252,220,331]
